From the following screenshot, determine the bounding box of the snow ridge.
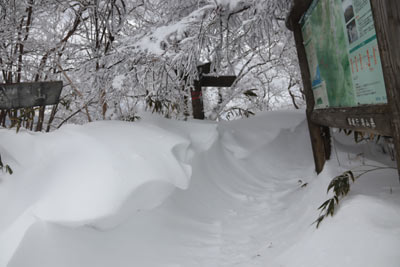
[0,117,218,266]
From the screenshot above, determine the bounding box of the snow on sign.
[300,0,387,109]
[0,81,63,109]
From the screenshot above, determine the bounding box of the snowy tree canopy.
[0,0,303,129]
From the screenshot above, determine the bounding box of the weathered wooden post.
[292,16,330,173]
[370,0,400,178]
[191,79,205,120]
[287,0,400,178]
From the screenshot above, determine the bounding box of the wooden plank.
[292,21,329,174]
[0,81,63,109]
[310,105,392,136]
[200,76,236,87]
[371,0,400,178]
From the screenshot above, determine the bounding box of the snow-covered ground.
[0,110,399,267]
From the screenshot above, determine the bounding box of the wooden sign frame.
[0,81,63,109]
[286,0,400,177]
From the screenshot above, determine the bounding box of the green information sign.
[301,0,387,109]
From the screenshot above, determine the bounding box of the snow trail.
[0,111,399,267]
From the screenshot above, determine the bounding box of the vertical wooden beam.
[191,80,205,120]
[371,0,400,178]
[35,105,45,132]
[292,22,329,174]
[189,63,210,120]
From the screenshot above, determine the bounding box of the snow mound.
[0,117,218,265]
[1,110,399,267]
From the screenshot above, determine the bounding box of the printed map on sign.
[300,0,387,109]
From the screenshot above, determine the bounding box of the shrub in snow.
[0,154,12,175]
[315,166,397,228]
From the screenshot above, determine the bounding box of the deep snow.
[0,110,399,267]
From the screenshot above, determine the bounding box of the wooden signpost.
[286,0,400,178]
[0,81,62,173]
[0,81,63,109]
[191,63,236,120]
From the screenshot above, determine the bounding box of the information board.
[301,0,387,109]
[0,81,63,109]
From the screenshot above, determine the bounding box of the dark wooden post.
[191,80,205,120]
[292,22,330,174]
[190,63,211,120]
[371,0,400,178]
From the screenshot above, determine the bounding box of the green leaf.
[5,165,13,175]
[314,216,325,228]
[243,89,258,98]
[354,131,358,142]
[347,171,355,182]
[334,196,339,204]
[327,199,335,216]
[343,129,352,136]
[327,178,338,193]
[318,199,331,210]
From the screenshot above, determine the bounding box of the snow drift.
[0,110,399,267]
